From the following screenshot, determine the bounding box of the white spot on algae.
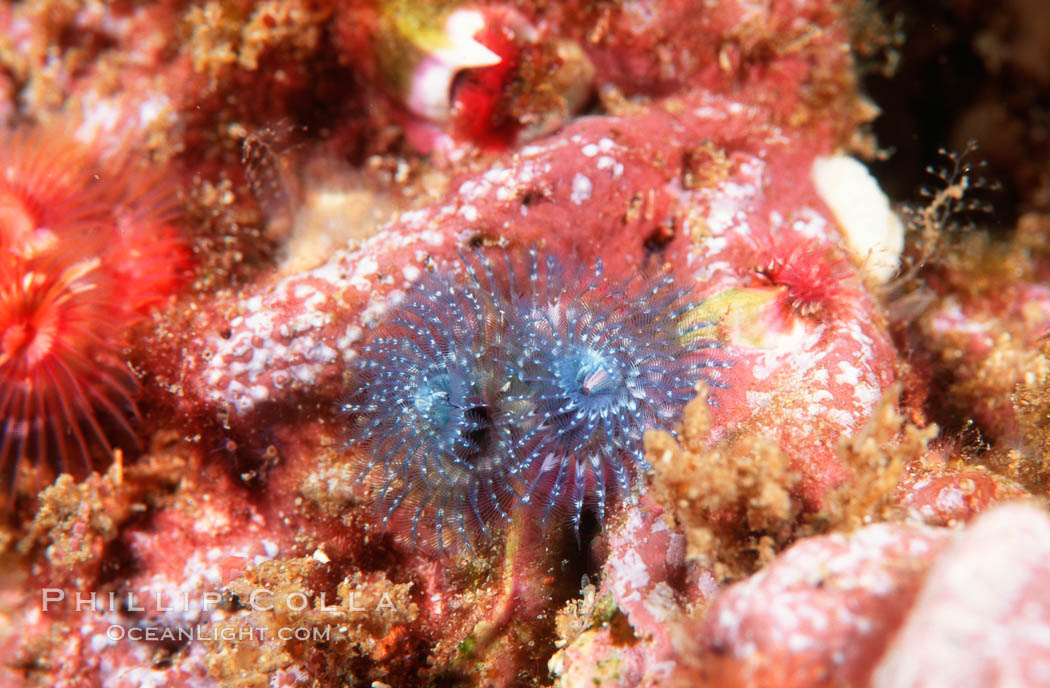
[811,155,903,283]
[570,173,592,205]
[349,256,378,291]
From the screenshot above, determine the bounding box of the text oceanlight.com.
[104,624,333,643]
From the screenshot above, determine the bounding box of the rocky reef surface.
[1,1,1049,686]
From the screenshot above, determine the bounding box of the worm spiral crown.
[342,248,728,552]
[0,126,187,499]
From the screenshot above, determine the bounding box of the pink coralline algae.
[165,88,896,510]
[4,465,290,687]
[5,0,1050,687]
[921,278,1050,443]
[550,496,713,687]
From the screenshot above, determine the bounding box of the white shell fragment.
[811,155,904,284]
[407,9,502,121]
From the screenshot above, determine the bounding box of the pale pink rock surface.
[691,523,951,687]
[872,503,1050,688]
[646,503,1050,688]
